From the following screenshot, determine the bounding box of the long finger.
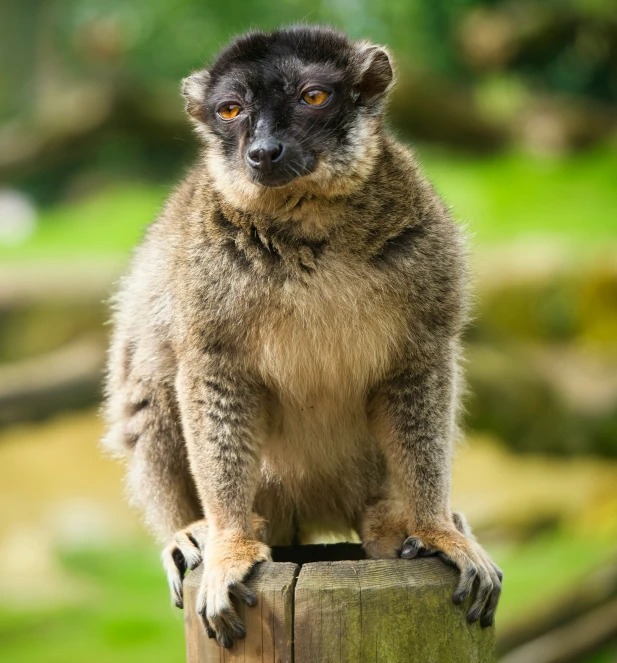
[466,565,493,624]
[174,531,202,570]
[162,543,186,608]
[208,608,247,649]
[481,561,503,627]
[230,582,257,606]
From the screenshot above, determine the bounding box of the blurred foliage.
[0,301,106,363]
[471,267,617,350]
[3,0,616,113]
[2,148,617,262]
[467,344,617,456]
[2,0,616,203]
[466,259,617,456]
[0,546,185,663]
[0,2,616,661]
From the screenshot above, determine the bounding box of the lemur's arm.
[369,341,502,627]
[172,347,271,647]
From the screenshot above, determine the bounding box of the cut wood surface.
[184,551,495,663]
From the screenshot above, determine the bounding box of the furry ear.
[355,43,394,106]
[181,70,210,121]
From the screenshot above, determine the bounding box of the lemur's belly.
[258,393,384,536]
[249,260,405,529]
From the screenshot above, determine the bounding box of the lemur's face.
[183,26,393,199]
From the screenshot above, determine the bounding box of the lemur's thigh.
[124,382,202,540]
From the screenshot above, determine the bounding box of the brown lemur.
[102,24,502,648]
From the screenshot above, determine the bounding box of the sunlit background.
[1,2,616,662]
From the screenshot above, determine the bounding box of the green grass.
[1,149,616,261]
[0,184,168,261]
[420,147,617,247]
[0,546,185,663]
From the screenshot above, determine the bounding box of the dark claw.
[231,621,247,639]
[212,612,246,648]
[467,606,482,623]
[206,624,216,639]
[480,579,502,627]
[230,582,257,607]
[453,565,477,604]
[452,589,466,605]
[480,614,494,628]
[401,536,422,559]
[218,632,233,649]
[175,597,184,609]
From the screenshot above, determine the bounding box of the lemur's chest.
[250,259,407,403]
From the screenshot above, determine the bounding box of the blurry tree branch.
[0,336,104,427]
[499,559,617,661]
[500,596,617,663]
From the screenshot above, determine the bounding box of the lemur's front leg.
[166,350,271,648]
[369,349,503,628]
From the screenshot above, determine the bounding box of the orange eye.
[217,104,241,120]
[302,89,330,106]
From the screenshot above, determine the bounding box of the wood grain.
[293,558,496,663]
[184,562,298,663]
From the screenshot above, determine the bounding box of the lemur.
[103,24,502,649]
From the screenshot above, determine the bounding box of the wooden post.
[184,546,496,663]
[294,558,495,663]
[184,562,298,663]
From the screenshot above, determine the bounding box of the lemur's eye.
[301,89,330,106]
[217,104,241,120]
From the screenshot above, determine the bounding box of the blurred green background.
[1,1,616,662]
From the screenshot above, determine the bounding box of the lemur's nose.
[247,140,284,174]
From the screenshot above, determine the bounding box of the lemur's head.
[183,25,394,211]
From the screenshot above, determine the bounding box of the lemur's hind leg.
[358,497,407,559]
[359,495,474,560]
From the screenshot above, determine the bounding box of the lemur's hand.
[162,520,270,648]
[400,524,503,627]
[196,532,271,648]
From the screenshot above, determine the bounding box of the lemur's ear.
[181,70,210,121]
[355,43,394,106]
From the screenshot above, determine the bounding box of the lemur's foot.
[196,533,271,648]
[400,521,503,627]
[162,519,209,609]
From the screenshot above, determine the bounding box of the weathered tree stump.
[184,545,495,663]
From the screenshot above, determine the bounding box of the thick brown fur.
[102,24,502,648]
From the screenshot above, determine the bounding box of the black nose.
[247,141,284,174]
